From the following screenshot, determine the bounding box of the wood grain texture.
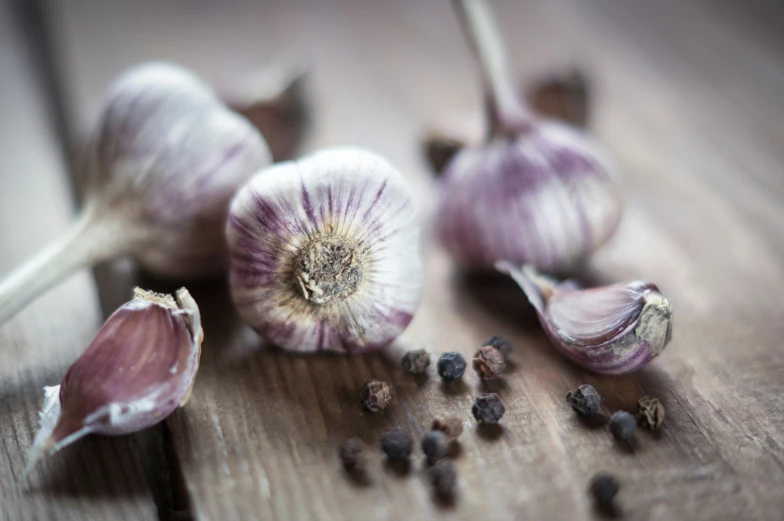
[45,0,784,520]
[0,3,158,521]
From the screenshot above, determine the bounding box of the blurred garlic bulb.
[0,62,270,325]
[436,0,622,272]
[27,287,202,471]
[497,262,672,374]
[423,67,590,176]
[227,147,423,353]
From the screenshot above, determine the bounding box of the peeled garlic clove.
[26,287,202,471]
[0,62,270,325]
[496,262,672,374]
[227,147,423,353]
[436,0,622,272]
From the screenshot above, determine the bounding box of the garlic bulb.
[227,147,423,353]
[26,287,202,471]
[0,62,270,325]
[436,0,622,272]
[497,261,672,374]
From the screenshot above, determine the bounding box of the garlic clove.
[496,261,672,375]
[435,0,623,273]
[0,63,270,326]
[26,287,202,472]
[227,147,424,353]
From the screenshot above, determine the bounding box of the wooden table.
[2,1,783,520]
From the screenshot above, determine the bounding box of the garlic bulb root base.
[293,233,365,305]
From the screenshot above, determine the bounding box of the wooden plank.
[50,0,784,520]
[0,4,159,521]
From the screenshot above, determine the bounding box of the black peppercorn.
[566,384,601,416]
[609,411,636,441]
[472,345,505,380]
[437,352,467,382]
[380,428,413,460]
[339,437,367,470]
[635,396,665,429]
[421,430,450,461]
[359,379,392,412]
[400,349,430,374]
[588,472,619,506]
[429,459,458,497]
[432,414,464,441]
[483,335,512,359]
[472,393,505,425]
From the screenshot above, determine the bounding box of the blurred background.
[2,1,784,520]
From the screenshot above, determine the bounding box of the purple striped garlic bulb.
[0,62,270,326]
[497,262,672,374]
[436,0,622,272]
[227,147,423,353]
[26,287,202,472]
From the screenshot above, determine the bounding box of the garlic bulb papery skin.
[87,62,271,277]
[26,287,202,472]
[0,62,270,326]
[224,64,309,162]
[227,147,423,353]
[436,0,623,272]
[497,261,672,374]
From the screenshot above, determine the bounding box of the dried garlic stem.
[0,207,122,325]
[453,0,532,136]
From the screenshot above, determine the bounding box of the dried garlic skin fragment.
[636,396,665,429]
[526,68,590,129]
[497,262,672,374]
[224,64,309,162]
[26,287,202,473]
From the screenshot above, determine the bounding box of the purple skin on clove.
[26,288,202,472]
[496,262,672,374]
[435,0,622,273]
